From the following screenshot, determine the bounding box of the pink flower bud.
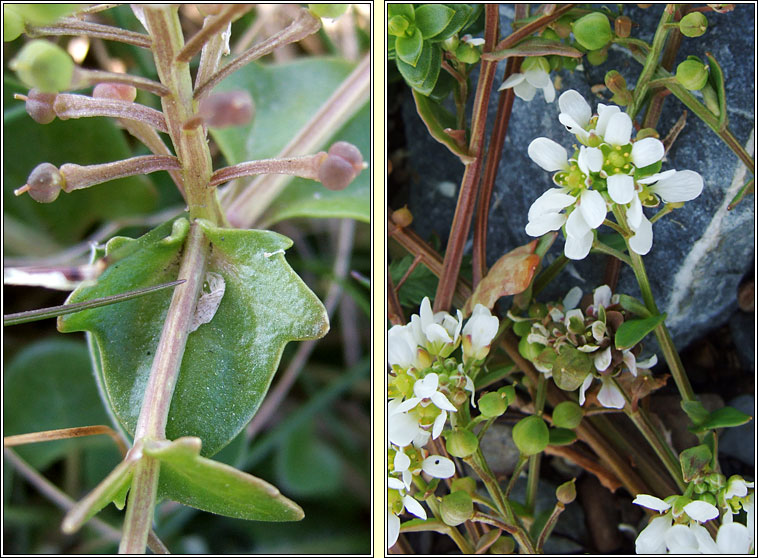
[25,88,57,124]
[318,141,365,191]
[198,90,254,128]
[93,82,137,102]
[25,162,65,203]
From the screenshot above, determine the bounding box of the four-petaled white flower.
[388,476,427,549]
[499,56,555,103]
[411,297,463,357]
[395,373,458,439]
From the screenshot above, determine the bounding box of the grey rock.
[401,5,755,354]
[729,310,756,371]
[718,394,755,467]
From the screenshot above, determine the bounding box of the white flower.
[562,286,583,310]
[597,377,625,409]
[724,476,754,500]
[413,297,463,357]
[395,373,457,440]
[388,476,427,549]
[462,304,500,362]
[392,446,455,488]
[638,169,704,203]
[499,69,555,102]
[636,515,674,553]
[388,398,425,447]
[558,89,592,141]
[388,324,424,370]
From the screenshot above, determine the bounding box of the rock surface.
[401,5,755,354]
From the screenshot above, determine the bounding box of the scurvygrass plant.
[388,3,753,554]
[4,3,369,554]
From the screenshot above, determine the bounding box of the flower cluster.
[387,297,500,548]
[512,285,656,409]
[634,475,754,554]
[526,90,704,259]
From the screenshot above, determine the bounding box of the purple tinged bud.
[198,90,254,128]
[93,82,137,102]
[26,162,64,203]
[25,88,57,124]
[318,141,365,191]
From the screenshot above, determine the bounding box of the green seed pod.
[455,42,480,64]
[513,415,549,456]
[541,28,560,41]
[518,335,544,361]
[521,56,550,74]
[552,401,583,429]
[513,320,532,337]
[572,12,612,51]
[478,392,507,418]
[26,162,65,203]
[489,535,516,554]
[451,477,477,496]
[3,5,24,42]
[24,88,57,124]
[676,59,709,90]
[679,12,708,38]
[445,429,479,458]
[614,15,632,38]
[10,40,74,93]
[586,48,608,66]
[440,491,474,526]
[308,4,348,19]
[556,478,577,504]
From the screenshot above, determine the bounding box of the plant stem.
[118,456,159,553]
[26,17,152,48]
[535,502,565,553]
[611,206,697,403]
[526,377,547,513]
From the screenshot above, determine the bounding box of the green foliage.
[679,444,712,482]
[614,313,667,350]
[552,345,592,391]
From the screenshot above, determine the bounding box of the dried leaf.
[463,240,539,316]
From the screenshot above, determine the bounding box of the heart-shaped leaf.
[552,345,593,392]
[614,313,666,350]
[58,218,329,457]
[147,437,303,521]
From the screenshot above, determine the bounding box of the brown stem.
[4,426,127,457]
[493,4,576,51]
[53,94,168,133]
[387,270,405,326]
[433,5,499,312]
[26,18,152,48]
[71,68,169,97]
[60,155,180,192]
[472,56,521,286]
[209,153,325,187]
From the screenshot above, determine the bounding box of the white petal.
[425,323,453,344]
[525,212,567,236]
[629,214,653,255]
[498,73,525,90]
[524,68,550,88]
[414,374,439,398]
[430,391,457,412]
[683,500,719,523]
[603,112,633,146]
[635,516,672,554]
[422,455,455,478]
[542,78,556,103]
[623,350,638,377]
[597,379,625,408]
[394,397,420,414]
[558,113,590,141]
[578,374,593,406]
[636,354,658,369]
[664,524,700,554]
[558,89,591,128]
[716,522,752,553]
[594,346,612,371]
[403,494,427,519]
[631,137,665,168]
[566,207,591,237]
[388,476,406,490]
[595,104,621,137]
[420,297,435,332]
[593,285,612,309]
[389,412,420,447]
[562,286,583,310]
[607,174,635,204]
[412,429,431,448]
[528,138,569,172]
[688,523,720,554]
[649,170,704,202]
[564,229,593,260]
[513,79,537,101]
[388,511,400,548]
[394,450,411,472]
[528,187,575,220]
[633,494,672,512]
[626,195,643,228]
[432,410,447,439]
[638,169,677,184]
[579,146,604,173]
[579,189,607,229]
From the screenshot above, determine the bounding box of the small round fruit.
[26,162,65,203]
[25,88,57,124]
[318,141,365,191]
[445,429,479,458]
[10,39,74,93]
[512,415,549,456]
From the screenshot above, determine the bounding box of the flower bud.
[24,88,57,124]
[552,401,583,429]
[614,15,632,38]
[528,302,547,319]
[572,12,612,51]
[308,4,348,19]
[542,28,560,41]
[445,429,479,458]
[451,477,477,496]
[522,56,551,74]
[513,415,549,456]
[518,335,544,361]
[706,472,726,490]
[93,82,137,102]
[556,479,577,504]
[552,16,573,39]
[478,392,507,418]
[10,39,74,93]
[635,128,660,140]
[513,320,532,337]
[198,90,254,128]
[318,141,365,191]
[605,70,633,105]
[440,491,474,526]
[701,83,720,116]
[392,206,413,227]
[676,59,709,91]
[679,12,708,38]
[697,492,717,507]
[490,535,516,554]
[24,162,65,203]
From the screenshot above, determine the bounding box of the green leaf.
[681,400,710,425]
[387,4,414,20]
[616,294,652,318]
[396,27,424,67]
[679,444,712,482]
[704,52,727,129]
[58,218,329,457]
[3,339,111,470]
[548,427,577,446]
[484,37,583,61]
[263,104,369,224]
[614,313,667,350]
[150,437,303,521]
[414,5,455,39]
[275,421,342,498]
[389,254,439,308]
[552,345,592,391]
[3,78,157,252]
[433,4,477,42]
[411,90,470,160]
[396,41,441,96]
[690,406,752,433]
